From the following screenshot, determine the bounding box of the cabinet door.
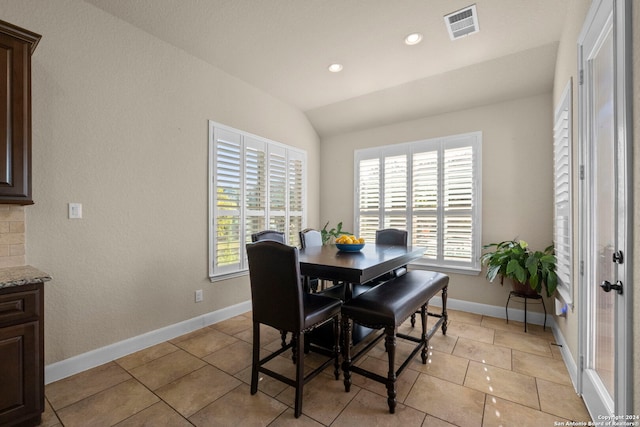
[0,321,41,425]
[0,22,39,205]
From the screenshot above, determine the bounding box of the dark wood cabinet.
[0,284,44,427]
[0,20,41,205]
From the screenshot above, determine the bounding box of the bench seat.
[341,270,448,413]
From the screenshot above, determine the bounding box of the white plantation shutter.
[357,158,380,242]
[213,129,242,274]
[554,83,572,301]
[268,146,287,235]
[383,154,408,230]
[288,151,304,246]
[209,122,307,279]
[355,132,481,272]
[443,145,474,263]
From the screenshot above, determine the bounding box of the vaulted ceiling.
[84,0,569,137]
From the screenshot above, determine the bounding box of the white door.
[578,0,632,418]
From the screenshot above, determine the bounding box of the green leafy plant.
[480,239,558,297]
[320,221,351,245]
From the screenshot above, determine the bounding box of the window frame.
[354,131,482,274]
[208,121,307,281]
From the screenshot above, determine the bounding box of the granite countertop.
[0,265,52,289]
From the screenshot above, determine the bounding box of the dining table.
[298,243,426,298]
[298,243,426,350]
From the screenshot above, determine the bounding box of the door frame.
[577,0,633,417]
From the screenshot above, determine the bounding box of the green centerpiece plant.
[320,221,351,245]
[480,239,558,297]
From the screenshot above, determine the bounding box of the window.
[208,121,306,279]
[553,82,572,303]
[355,132,482,273]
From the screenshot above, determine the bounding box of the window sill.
[408,261,481,276]
[209,270,249,283]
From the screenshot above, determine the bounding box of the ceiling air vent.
[444,4,479,40]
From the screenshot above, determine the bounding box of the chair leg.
[250,322,260,395]
[410,313,416,327]
[294,331,304,418]
[280,330,287,348]
[541,297,547,330]
[341,316,352,393]
[333,316,341,380]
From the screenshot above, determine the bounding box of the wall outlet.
[195,289,203,303]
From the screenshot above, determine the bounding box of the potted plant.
[480,239,558,297]
[320,221,351,245]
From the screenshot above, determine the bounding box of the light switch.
[68,203,82,219]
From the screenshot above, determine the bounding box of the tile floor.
[39,309,591,427]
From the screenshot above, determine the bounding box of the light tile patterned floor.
[40,309,591,426]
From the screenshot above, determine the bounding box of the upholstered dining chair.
[375,228,409,278]
[251,230,285,243]
[250,229,288,347]
[246,240,341,418]
[299,228,323,292]
[376,228,423,326]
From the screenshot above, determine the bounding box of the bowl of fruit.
[335,235,365,252]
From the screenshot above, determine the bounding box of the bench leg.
[420,305,428,363]
[384,326,397,414]
[441,285,448,335]
[341,316,352,392]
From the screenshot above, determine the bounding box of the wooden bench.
[340,270,449,413]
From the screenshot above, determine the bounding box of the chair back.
[251,230,285,243]
[299,228,322,249]
[375,228,408,246]
[246,240,303,332]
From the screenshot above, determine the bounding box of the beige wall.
[551,0,591,367]
[3,0,320,364]
[320,93,554,308]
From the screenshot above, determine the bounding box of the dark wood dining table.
[298,243,426,292]
[298,243,425,349]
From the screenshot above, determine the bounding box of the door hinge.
[579,69,584,85]
[579,165,585,180]
[580,355,584,371]
[580,260,584,276]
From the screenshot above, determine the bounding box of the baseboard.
[551,322,579,392]
[428,295,550,326]
[44,300,252,385]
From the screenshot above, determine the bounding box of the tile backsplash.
[0,206,25,268]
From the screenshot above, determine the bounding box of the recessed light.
[404,32,423,45]
[328,63,343,73]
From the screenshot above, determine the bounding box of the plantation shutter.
[268,145,287,233]
[443,144,474,263]
[209,121,306,279]
[383,154,408,230]
[213,128,242,273]
[412,149,438,259]
[355,132,481,272]
[288,151,304,246]
[554,83,572,300]
[244,137,266,246]
[357,157,381,242]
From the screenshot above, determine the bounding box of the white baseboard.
[44,300,252,385]
[551,323,579,392]
[429,295,550,326]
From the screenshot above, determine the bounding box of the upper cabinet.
[0,20,41,205]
